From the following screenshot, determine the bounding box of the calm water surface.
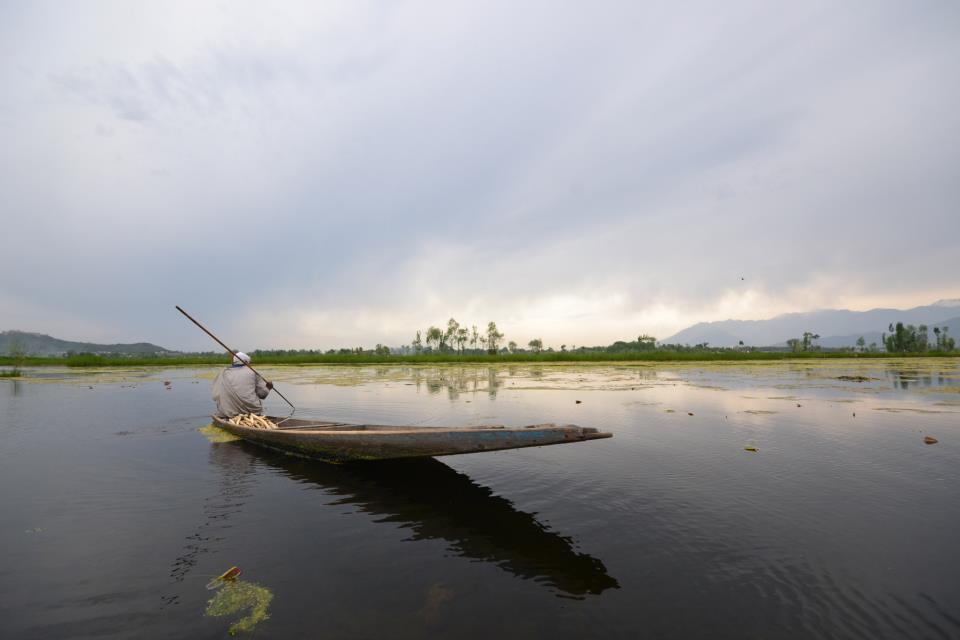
[1,360,958,639]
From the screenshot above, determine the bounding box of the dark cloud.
[2,1,959,349]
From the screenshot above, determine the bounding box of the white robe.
[212,366,269,417]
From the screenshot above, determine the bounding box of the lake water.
[1,359,958,639]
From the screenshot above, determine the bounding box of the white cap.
[232,351,251,365]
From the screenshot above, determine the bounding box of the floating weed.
[199,424,242,443]
[742,410,778,415]
[205,579,273,635]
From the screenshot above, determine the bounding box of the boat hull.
[212,416,612,462]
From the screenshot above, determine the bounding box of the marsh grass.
[0,368,22,377]
[0,350,957,368]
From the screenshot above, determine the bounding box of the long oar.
[175,305,295,411]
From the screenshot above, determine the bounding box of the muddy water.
[1,359,958,639]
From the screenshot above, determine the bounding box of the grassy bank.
[1,350,958,368]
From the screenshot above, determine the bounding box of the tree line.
[784,323,955,353]
[883,322,954,353]
[412,320,506,355]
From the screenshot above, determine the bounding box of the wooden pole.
[175,305,295,411]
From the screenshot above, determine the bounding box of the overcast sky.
[2,1,959,351]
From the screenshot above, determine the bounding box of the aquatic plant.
[199,424,243,443]
[205,580,273,635]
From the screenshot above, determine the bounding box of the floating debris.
[836,375,874,382]
[205,579,273,635]
[687,412,694,416]
[575,400,582,404]
[207,566,242,590]
[664,409,675,413]
[744,446,759,453]
[924,436,939,445]
[796,404,802,408]
[25,527,43,534]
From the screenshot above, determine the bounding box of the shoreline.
[2,351,959,369]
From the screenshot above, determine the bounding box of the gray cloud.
[2,1,959,350]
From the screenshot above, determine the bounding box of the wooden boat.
[212,415,612,462]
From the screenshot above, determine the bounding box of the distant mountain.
[0,330,174,356]
[662,300,960,348]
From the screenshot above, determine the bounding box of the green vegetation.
[205,579,273,635]
[2,348,958,368]
[1,338,26,376]
[3,316,955,369]
[884,322,955,353]
[787,332,821,353]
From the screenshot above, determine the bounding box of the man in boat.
[212,351,274,418]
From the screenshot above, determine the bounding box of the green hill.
[0,330,174,357]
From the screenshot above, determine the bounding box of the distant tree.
[426,326,443,352]
[918,325,929,352]
[885,322,928,353]
[412,330,423,354]
[561,344,567,352]
[637,334,657,351]
[486,322,504,355]
[6,339,25,375]
[528,338,543,354]
[934,327,941,350]
[787,338,802,353]
[508,341,518,354]
[374,344,390,356]
[445,318,460,353]
[941,326,955,352]
[801,332,820,352]
[456,327,469,354]
[470,325,479,352]
[856,336,865,352]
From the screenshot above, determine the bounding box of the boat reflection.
[212,439,619,598]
